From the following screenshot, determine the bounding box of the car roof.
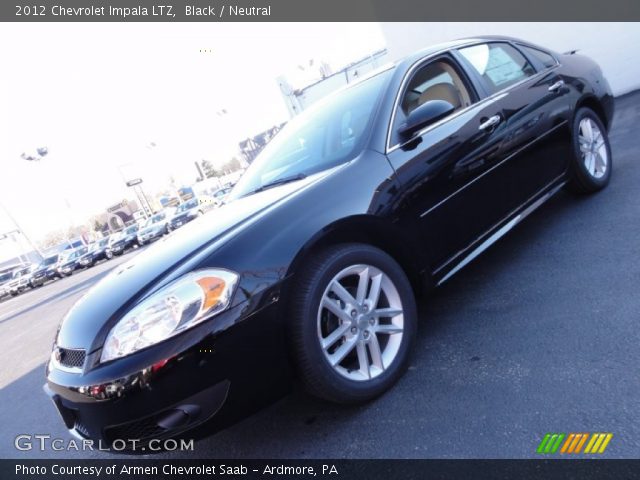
[394,35,546,70]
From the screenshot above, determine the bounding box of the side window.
[391,58,475,146]
[519,45,557,69]
[401,59,473,115]
[458,42,536,94]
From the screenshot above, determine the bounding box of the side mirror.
[398,99,455,138]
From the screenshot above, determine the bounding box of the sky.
[0,22,386,259]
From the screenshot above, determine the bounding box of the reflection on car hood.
[56,170,333,350]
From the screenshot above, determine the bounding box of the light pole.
[117,162,153,219]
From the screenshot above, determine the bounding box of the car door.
[387,44,572,276]
[386,52,525,272]
[455,41,573,213]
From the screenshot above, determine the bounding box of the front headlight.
[100,269,238,363]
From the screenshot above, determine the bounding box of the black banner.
[2,0,640,22]
[4,460,640,480]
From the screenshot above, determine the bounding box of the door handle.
[479,115,501,131]
[548,80,565,92]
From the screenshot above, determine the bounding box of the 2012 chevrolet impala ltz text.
[45,37,614,449]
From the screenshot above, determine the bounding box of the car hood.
[56,170,334,351]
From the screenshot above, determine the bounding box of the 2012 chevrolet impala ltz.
[45,37,614,449]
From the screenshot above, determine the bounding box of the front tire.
[566,107,612,194]
[289,244,417,404]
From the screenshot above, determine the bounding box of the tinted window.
[519,45,557,69]
[459,43,536,93]
[231,69,392,198]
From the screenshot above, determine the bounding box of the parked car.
[211,187,232,207]
[136,212,169,245]
[0,269,15,300]
[46,37,613,448]
[30,254,61,286]
[108,224,140,256]
[78,238,111,268]
[56,246,88,276]
[6,265,33,296]
[168,198,203,231]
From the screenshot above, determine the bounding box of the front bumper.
[138,231,162,243]
[44,298,291,450]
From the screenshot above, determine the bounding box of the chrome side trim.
[420,120,568,219]
[436,178,566,286]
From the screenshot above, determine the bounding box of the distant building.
[105,199,140,232]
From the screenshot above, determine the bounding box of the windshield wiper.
[248,173,307,195]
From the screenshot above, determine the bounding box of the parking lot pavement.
[1,93,639,460]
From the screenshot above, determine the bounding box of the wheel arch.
[285,215,429,297]
[575,94,610,130]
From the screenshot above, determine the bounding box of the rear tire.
[566,107,612,194]
[289,243,417,404]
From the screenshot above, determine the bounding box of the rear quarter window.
[519,45,558,69]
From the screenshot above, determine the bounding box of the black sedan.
[108,224,140,256]
[168,198,203,231]
[136,212,169,245]
[30,254,61,286]
[56,247,88,277]
[78,238,111,268]
[45,37,613,450]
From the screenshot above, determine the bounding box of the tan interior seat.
[418,82,462,110]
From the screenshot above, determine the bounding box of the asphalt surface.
[1,93,639,460]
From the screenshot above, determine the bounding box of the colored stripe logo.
[537,433,613,454]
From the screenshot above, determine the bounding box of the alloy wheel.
[317,264,404,382]
[578,117,608,179]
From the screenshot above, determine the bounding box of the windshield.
[230,69,391,199]
[0,272,12,283]
[145,213,165,227]
[43,255,58,266]
[62,247,86,262]
[125,225,138,234]
[60,250,74,262]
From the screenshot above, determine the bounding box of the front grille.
[58,348,86,368]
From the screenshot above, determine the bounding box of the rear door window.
[458,42,536,94]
